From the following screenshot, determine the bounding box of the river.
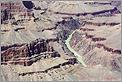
[65,30,87,67]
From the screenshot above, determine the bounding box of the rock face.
[54,7,120,17]
[18,58,78,76]
[70,24,121,72]
[56,17,80,41]
[1,38,60,66]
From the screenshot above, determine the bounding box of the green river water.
[65,30,87,67]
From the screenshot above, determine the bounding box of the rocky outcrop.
[19,58,77,76]
[1,45,28,62]
[80,28,95,31]
[91,7,120,16]
[1,44,25,51]
[73,32,106,42]
[1,38,60,66]
[96,43,121,54]
[54,7,120,16]
[84,21,120,26]
[1,51,60,66]
[56,17,80,41]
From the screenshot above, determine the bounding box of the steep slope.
[70,14,121,71]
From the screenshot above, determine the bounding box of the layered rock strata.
[1,38,60,66]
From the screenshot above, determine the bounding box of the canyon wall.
[70,25,121,71]
[1,38,60,66]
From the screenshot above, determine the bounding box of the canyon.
[1,1,121,81]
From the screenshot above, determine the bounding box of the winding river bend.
[65,30,87,67]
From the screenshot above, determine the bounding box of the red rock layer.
[1,38,59,66]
